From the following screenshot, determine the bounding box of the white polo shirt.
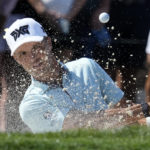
[19,58,124,133]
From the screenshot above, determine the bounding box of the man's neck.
[34,62,65,86]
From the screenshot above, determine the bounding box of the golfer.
[5,18,149,133]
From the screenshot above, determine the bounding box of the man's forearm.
[62,110,104,130]
[62,104,145,130]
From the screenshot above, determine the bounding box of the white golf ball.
[99,12,110,23]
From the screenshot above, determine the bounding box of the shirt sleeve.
[90,59,124,105]
[19,95,69,133]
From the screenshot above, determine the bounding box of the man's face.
[13,37,54,78]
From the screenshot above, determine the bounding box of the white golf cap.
[5,18,47,55]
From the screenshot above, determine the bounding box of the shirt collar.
[31,62,69,90]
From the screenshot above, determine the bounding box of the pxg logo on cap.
[5,18,47,56]
[11,25,30,41]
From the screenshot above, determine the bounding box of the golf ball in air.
[99,12,110,23]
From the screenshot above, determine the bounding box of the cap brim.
[11,36,45,56]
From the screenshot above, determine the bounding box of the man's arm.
[62,104,146,130]
[90,59,124,106]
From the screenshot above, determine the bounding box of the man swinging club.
[5,18,150,133]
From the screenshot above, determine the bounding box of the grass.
[0,126,150,150]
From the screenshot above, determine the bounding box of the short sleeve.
[90,59,124,105]
[19,95,69,133]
